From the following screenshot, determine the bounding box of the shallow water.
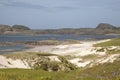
[0,44,29,54]
[0,34,119,42]
[0,34,119,53]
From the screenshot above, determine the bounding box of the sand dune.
[0,39,119,68]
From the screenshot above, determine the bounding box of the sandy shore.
[26,39,110,56]
[26,39,120,67]
[0,39,119,68]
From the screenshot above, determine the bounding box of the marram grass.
[0,60,120,80]
[94,38,120,47]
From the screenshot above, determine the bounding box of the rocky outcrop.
[96,23,117,30]
[12,25,30,31]
[0,25,11,34]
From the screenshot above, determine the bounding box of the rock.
[0,25,11,34]
[96,23,117,30]
[12,25,30,31]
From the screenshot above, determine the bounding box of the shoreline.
[0,39,120,69]
[26,39,109,55]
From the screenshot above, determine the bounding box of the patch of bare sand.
[0,55,30,68]
[27,40,109,56]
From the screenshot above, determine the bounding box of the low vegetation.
[94,38,120,47]
[94,38,120,54]
[78,59,120,80]
[0,59,120,80]
[81,54,100,60]
[12,25,30,31]
[1,52,77,72]
[106,49,120,54]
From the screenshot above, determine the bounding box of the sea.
[0,34,120,53]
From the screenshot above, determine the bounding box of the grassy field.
[0,59,120,80]
[94,38,120,47]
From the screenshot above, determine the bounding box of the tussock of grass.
[94,38,120,47]
[106,49,120,54]
[96,48,105,52]
[78,60,120,80]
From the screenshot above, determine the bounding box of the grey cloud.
[0,0,77,10]
[54,6,78,10]
[0,0,47,9]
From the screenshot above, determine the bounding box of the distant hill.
[96,23,117,30]
[0,24,30,34]
[0,23,120,35]
[0,25,11,31]
[95,23,120,34]
[0,25,12,34]
[12,25,30,31]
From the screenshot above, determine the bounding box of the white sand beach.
[27,40,110,56]
[0,55,30,68]
[26,39,120,67]
[0,39,119,68]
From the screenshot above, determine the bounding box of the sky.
[0,0,120,29]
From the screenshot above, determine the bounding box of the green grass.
[94,38,120,47]
[94,38,120,54]
[0,69,77,80]
[0,60,120,80]
[78,59,120,80]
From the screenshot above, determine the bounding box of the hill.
[0,23,120,35]
[0,25,11,34]
[0,24,31,34]
[96,23,117,30]
[12,25,30,31]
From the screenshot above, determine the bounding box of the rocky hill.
[96,23,117,30]
[0,24,31,34]
[32,23,120,35]
[12,25,30,31]
[0,25,11,34]
[0,23,120,35]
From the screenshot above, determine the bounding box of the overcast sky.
[0,0,120,29]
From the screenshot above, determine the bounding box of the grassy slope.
[0,59,120,80]
[94,38,120,54]
[94,38,120,47]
